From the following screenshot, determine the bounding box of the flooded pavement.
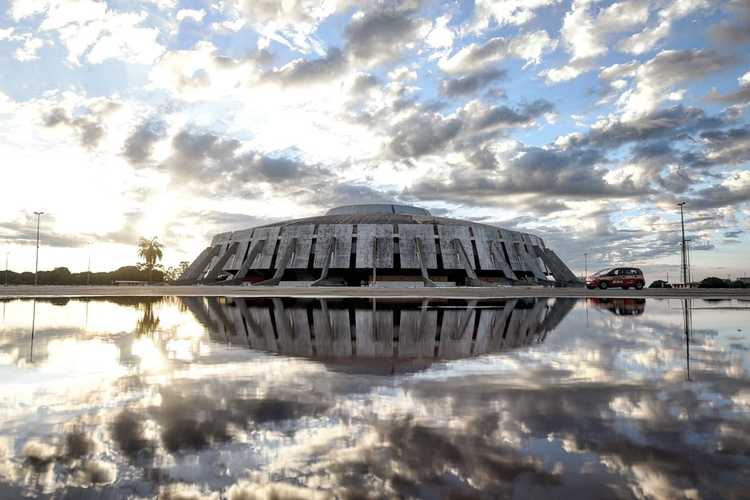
[0,297,749,499]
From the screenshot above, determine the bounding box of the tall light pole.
[584,252,588,280]
[33,211,44,286]
[677,202,687,287]
[4,252,8,287]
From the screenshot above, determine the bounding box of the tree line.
[2,236,189,285]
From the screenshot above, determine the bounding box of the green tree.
[137,237,164,283]
[164,261,190,281]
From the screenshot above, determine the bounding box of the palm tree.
[137,237,163,283]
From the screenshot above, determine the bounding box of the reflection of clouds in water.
[0,297,749,497]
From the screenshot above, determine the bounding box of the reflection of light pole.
[677,202,687,287]
[682,298,692,382]
[33,211,44,286]
[29,298,37,363]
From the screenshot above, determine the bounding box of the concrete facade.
[177,204,581,287]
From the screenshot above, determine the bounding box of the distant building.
[177,204,580,287]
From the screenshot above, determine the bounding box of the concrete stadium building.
[177,204,580,287]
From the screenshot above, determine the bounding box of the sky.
[0,0,748,281]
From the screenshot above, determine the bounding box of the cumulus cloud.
[176,9,206,23]
[350,73,380,94]
[262,48,347,86]
[617,49,737,118]
[544,0,650,83]
[11,0,165,65]
[469,0,560,32]
[406,145,647,206]
[440,68,506,97]
[40,98,121,148]
[440,30,556,74]
[345,8,426,64]
[148,41,270,99]
[706,71,750,106]
[232,0,354,53]
[709,0,750,45]
[619,0,711,55]
[122,118,167,164]
[386,99,553,158]
[156,128,335,201]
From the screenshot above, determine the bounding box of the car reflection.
[588,297,646,315]
[180,297,577,374]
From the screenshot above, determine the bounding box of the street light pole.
[584,252,588,280]
[4,252,8,287]
[33,211,44,286]
[677,202,687,287]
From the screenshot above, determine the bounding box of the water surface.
[1,296,749,498]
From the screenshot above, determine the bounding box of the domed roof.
[326,204,431,216]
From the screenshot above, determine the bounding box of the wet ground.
[3,284,750,299]
[0,296,748,499]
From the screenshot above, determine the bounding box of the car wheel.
[599,282,608,290]
[635,282,643,290]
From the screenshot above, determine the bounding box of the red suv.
[586,267,645,290]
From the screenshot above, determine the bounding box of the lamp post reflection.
[29,298,36,363]
[683,298,693,382]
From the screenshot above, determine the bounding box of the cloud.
[345,9,427,64]
[544,0,650,82]
[226,481,328,500]
[148,42,269,100]
[386,99,553,158]
[440,30,556,74]
[40,98,121,148]
[157,128,335,200]
[709,0,750,45]
[232,0,354,53]
[12,0,166,65]
[618,49,737,118]
[706,71,750,106]
[469,0,560,32]
[440,68,506,97]
[688,171,750,209]
[619,0,711,55]
[350,73,380,94]
[176,9,206,23]
[122,118,167,164]
[262,48,347,86]
[405,144,648,208]
[561,105,734,151]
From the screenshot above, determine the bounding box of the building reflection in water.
[181,297,577,373]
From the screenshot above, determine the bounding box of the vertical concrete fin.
[536,247,581,284]
[311,238,336,286]
[255,237,297,286]
[451,238,484,286]
[220,239,265,285]
[514,242,546,280]
[489,241,518,280]
[176,246,218,283]
[200,242,239,283]
[415,238,438,287]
